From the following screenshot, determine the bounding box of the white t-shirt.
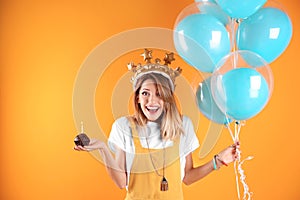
[108,115,200,186]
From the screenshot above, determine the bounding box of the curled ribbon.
[226,120,253,200]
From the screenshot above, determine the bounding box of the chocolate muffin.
[74,133,90,146]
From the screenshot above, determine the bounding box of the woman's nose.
[148,94,158,103]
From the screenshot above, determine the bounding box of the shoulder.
[113,116,130,126]
[108,116,132,152]
[182,115,194,129]
[179,115,200,157]
[112,116,134,129]
[110,116,132,136]
[180,115,196,136]
[180,115,199,146]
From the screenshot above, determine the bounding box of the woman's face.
[138,79,164,122]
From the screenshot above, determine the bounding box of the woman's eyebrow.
[140,88,150,91]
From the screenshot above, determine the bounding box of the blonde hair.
[132,73,183,140]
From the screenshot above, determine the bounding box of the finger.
[74,145,86,151]
[234,152,239,160]
[78,146,93,151]
[231,144,240,150]
[74,146,83,151]
[235,141,240,149]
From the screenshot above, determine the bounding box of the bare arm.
[74,139,127,189]
[182,153,214,185]
[183,142,239,185]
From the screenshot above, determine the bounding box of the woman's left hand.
[74,138,106,152]
[217,141,239,166]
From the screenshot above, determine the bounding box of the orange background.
[1,0,300,199]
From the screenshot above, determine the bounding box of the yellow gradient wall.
[1,0,300,199]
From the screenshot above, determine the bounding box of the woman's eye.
[141,91,149,96]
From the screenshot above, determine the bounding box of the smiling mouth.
[146,106,160,113]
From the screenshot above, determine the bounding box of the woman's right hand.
[74,138,106,152]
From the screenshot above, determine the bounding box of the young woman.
[74,50,239,200]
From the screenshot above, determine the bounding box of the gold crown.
[127,49,182,91]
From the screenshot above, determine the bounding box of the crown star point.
[141,49,152,63]
[174,67,182,76]
[164,52,175,65]
[155,58,161,64]
[127,62,137,71]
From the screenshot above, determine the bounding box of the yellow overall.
[125,118,183,200]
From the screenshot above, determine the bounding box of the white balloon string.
[230,18,238,68]
[238,155,254,200]
[225,117,235,141]
[234,122,238,141]
[234,159,240,199]
[235,121,241,142]
[236,120,245,140]
[226,123,235,142]
[227,122,253,200]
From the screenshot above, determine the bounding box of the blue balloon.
[174,13,230,73]
[197,2,230,25]
[221,68,269,120]
[196,77,229,124]
[195,0,216,2]
[216,0,266,19]
[237,7,293,64]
